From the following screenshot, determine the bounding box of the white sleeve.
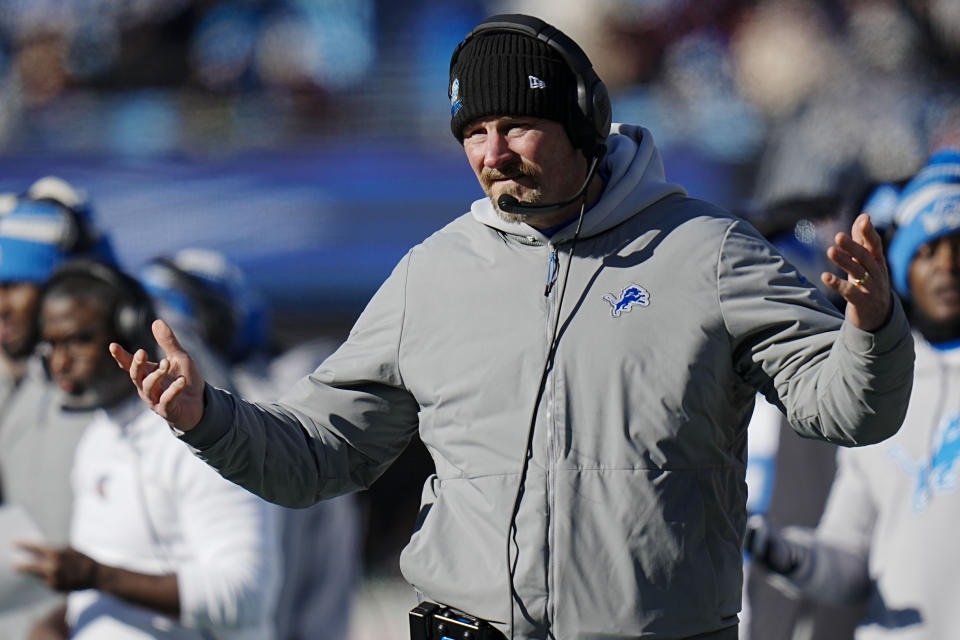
[774,448,875,604]
[172,443,282,631]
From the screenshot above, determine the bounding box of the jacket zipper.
[544,247,559,296]
[543,245,559,632]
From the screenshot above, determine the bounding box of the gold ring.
[855,272,870,286]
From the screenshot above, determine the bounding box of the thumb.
[151,318,186,356]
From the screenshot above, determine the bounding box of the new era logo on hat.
[528,75,546,89]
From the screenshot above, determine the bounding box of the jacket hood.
[469,124,686,243]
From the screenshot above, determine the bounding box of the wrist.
[87,557,102,590]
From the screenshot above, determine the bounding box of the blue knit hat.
[0,178,117,284]
[887,148,960,299]
[861,182,901,232]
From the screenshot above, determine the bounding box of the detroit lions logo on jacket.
[602,283,650,318]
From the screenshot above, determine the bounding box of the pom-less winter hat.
[448,15,609,154]
[887,148,960,299]
[0,178,117,284]
[0,199,78,283]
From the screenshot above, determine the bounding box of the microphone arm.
[497,146,606,216]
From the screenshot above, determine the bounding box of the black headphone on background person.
[449,13,612,158]
[140,256,237,361]
[43,258,157,357]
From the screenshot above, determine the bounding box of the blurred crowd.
[0,0,953,178]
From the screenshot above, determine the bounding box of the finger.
[109,342,133,370]
[821,271,869,302]
[14,541,48,555]
[851,213,884,259]
[826,245,871,282]
[834,231,882,273]
[129,349,159,387]
[157,376,187,412]
[142,359,172,405]
[13,559,48,576]
[152,318,187,357]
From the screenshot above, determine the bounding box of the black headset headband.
[44,258,156,355]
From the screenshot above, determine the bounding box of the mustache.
[479,162,538,187]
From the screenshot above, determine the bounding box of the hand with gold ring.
[821,213,891,332]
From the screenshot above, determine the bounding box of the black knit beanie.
[449,31,581,149]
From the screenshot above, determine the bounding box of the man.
[0,177,116,413]
[112,14,915,639]
[139,248,361,640]
[0,179,118,638]
[16,259,280,639]
[745,147,960,639]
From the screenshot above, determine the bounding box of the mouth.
[931,281,960,301]
[53,376,79,395]
[0,322,20,343]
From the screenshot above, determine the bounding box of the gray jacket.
[182,125,915,639]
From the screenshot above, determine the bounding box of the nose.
[45,341,73,374]
[482,131,513,169]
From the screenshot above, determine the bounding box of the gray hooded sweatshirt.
[182,125,915,639]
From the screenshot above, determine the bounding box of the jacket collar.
[468,124,686,244]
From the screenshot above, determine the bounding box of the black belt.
[410,601,735,639]
[409,602,506,640]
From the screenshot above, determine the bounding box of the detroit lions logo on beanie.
[887,148,960,299]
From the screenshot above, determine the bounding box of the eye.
[915,241,936,259]
[463,125,486,142]
[504,122,533,138]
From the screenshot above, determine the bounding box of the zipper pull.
[544,248,558,296]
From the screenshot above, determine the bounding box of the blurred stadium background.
[1,0,959,637]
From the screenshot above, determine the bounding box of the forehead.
[918,230,960,253]
[0,281,40,298]
[41,294,109,333]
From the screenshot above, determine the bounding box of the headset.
[450,13,612,159]
[44,258,157,357]
[139,256,238,362]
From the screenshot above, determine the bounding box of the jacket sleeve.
[768,448,876,603]
[719,219,915,446]
[173,441,282,631]
[179,254,421,507]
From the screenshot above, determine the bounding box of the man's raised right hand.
[109,318,206,432]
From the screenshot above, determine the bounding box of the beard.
[480,162,543,223]
[1,324,39,361]
[57,365,135,411]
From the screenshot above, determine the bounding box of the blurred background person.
[139,248,361,640]
[16,258,281,640]
[745,147,960,639]
[0,177,115,408]
[0,178,119,638]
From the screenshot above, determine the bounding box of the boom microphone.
[496,147,606,216]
